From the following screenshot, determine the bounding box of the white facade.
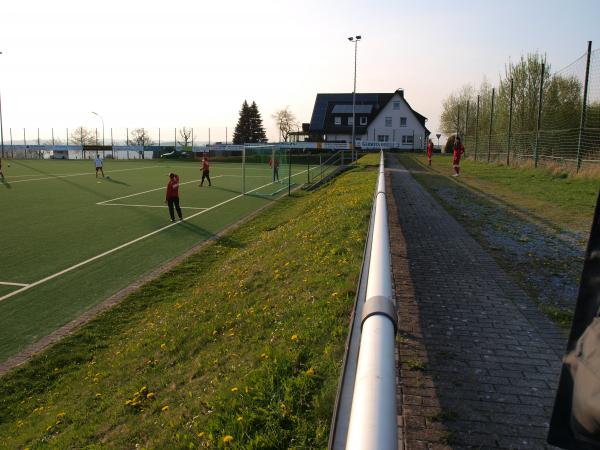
[361,93,427,150]
[325,93,427,150]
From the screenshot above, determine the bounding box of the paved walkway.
[386,155,565,449]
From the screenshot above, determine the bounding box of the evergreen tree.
[233,100,252,144]
[248,101,268,143]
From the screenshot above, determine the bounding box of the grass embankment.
[0,163,377,448]
[398,153,597,328]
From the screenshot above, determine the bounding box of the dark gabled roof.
[308,90,429,135]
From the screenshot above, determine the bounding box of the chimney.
[396,88,404,98]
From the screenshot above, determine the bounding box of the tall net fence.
[0,126,231,159]
[461,44,599,172]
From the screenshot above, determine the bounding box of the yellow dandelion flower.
[223,435,234,444]
[160,343,167,350]
[236,416,243,421]
[331,292,338,298]
[305,367,315,377]
[146,392,155,400]
[291,335,298,342]
[230,387,239,393]
[46,425,53,432]
[161,405,169,412]
[56,412,66,419]
[260,353,269,360]
[95,393,102,398]
[196,431,205,438]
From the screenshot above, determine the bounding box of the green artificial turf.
[0,162,377,449]
[0,158,322,362]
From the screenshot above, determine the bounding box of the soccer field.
[0,157,316,363]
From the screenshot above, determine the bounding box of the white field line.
[8,166,161,184]
[99,203,207,210]
[0,167,308,303]
[0,281,30,287]
[96,176,224,205]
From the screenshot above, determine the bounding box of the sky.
[0,0,599,144]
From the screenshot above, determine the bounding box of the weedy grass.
[0,161,377,448]
[413,153,597,232]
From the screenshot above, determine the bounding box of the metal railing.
[329,151,397,450]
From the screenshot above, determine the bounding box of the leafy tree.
[440,52,583,141]
[129,128,154,147]
[272,106,299,142]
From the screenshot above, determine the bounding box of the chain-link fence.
[459,42,599,172]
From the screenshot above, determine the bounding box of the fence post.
[507,78,514,166]
[576,41,592,173]
[288,148,292,196]
[474,95,480,161]
[534,62,545,168]
[464,101,470,150]
[158,128,161,146]
[126,127,129,146]
[487,88,495,163]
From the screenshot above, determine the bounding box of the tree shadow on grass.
[1,177,11,189]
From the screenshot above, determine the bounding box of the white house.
[307,89,429,150]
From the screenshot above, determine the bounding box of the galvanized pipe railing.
[330,151,397,449]
[345,152,397,449]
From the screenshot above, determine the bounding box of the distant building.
[306,89,429,150]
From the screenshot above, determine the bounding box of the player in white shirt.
[95,154,105,178]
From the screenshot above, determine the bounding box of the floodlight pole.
[348,35,361,163]
[92,111,105,146]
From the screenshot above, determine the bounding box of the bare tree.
[272,106,299,142]
[70,126,96,146]
[177,127,193,148]
[129,128,154,146]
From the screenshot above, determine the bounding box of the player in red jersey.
[199,155,211,187]
[165,173,183,222]
[453,136,465,177]
[426,139,434,166]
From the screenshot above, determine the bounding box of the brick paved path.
[387,156,566,449]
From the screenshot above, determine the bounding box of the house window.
[402,135,414,144]
[400,117,407,127]
[377,135,390,142]
[348,116,354,126]
[360,116,367,125]
[393,101,400,110]
[385,117,392,127]
[334,116,341,126]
